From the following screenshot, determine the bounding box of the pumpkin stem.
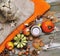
[48,26,52,29]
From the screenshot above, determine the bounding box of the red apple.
[23,28,30,36]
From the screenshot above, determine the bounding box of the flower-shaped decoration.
[13,34,27,48]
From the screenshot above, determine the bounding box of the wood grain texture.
[0,0,50,53]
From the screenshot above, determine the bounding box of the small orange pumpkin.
[41,20,54,33]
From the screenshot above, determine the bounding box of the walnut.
[42,11,58,23]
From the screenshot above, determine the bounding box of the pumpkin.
[13,34,27,48]
[41,20,54,33]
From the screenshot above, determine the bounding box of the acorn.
[18,52,23,56]
[11,49,15,54]
[29,36,33,41]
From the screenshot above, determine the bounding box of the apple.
[23,28,30,36]
[5,42,14,50]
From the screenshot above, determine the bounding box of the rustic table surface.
[0,0,60,56]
